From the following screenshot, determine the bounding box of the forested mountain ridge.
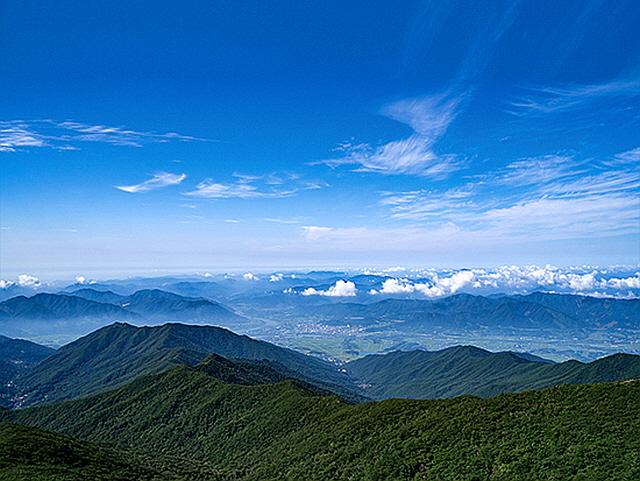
[12,322,356,407]
[0,422,224,481]
[2,357,638,481]
[346,345,640,399]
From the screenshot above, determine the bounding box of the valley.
[1,273,639,479]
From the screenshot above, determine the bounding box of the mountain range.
[2,355,638,480]
[0,289,247,338]
[313,293,640,330]
[3,320,640,408]
[346,345,640,399]
[12,322,356,407]
[0,319,639,479]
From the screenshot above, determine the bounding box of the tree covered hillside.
[3,356,639,481]
[346,345,640,399]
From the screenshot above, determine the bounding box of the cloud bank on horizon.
[1,0,638,272]
[2,265,639,300]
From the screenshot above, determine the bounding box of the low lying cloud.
[17,274,41,288]
[370,271,476,298]
[367,266,640,299]
[75,276,96,285]
[302,280,358,297]
[1,274,42,289]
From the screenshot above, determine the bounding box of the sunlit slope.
[4,356,639,480]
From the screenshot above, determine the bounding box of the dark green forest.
[2,357,639,480]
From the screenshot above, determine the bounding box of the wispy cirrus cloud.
[0,123,47,151]
[115,172,187,193]
[56,121,206,146]
[0,119,209,152]
[263,217,307,224]
[380,187,476,221]
[318,93,464,177]
[377,148,640,240]
[609,147,640,166]
[185,172,326,199]
[495,155,579,186]
[508,78,640,116]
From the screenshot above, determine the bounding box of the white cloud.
[377,148,640,241]
[382,94,461,139]
[435,270,477,294]
[0,123,47,151]
[243,272,258,281]
[301,226,335,241]
[185,173,324,200]
[0,120,208,151]
[264,217,305,224]
[478,193,639,239]
[75,276,96,285]
[378,278,415,294]
[0,280,15,289]
[56,121,206,146]
[610,147,640,165]
[320,94,463,177]
[17,274,41,288]
[301,280,357,297]
[467,265,639,297]
[364,266,640,299]
[605,274,640,290]
[565,272,597,291]
[116,172,187,193]
[509,79,640,115]
[269,273,283,282]
[380,187,475,221]
[186,180,273,199]
[369,271,476,298]
[497,155,577,186]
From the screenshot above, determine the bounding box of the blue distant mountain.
[0,289,248,339]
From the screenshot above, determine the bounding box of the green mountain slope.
[3,357,639,481]
[346,346,640,399]
[0,422,222,481]
[14,322,355,407]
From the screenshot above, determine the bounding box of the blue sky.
[1,0,639,277]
